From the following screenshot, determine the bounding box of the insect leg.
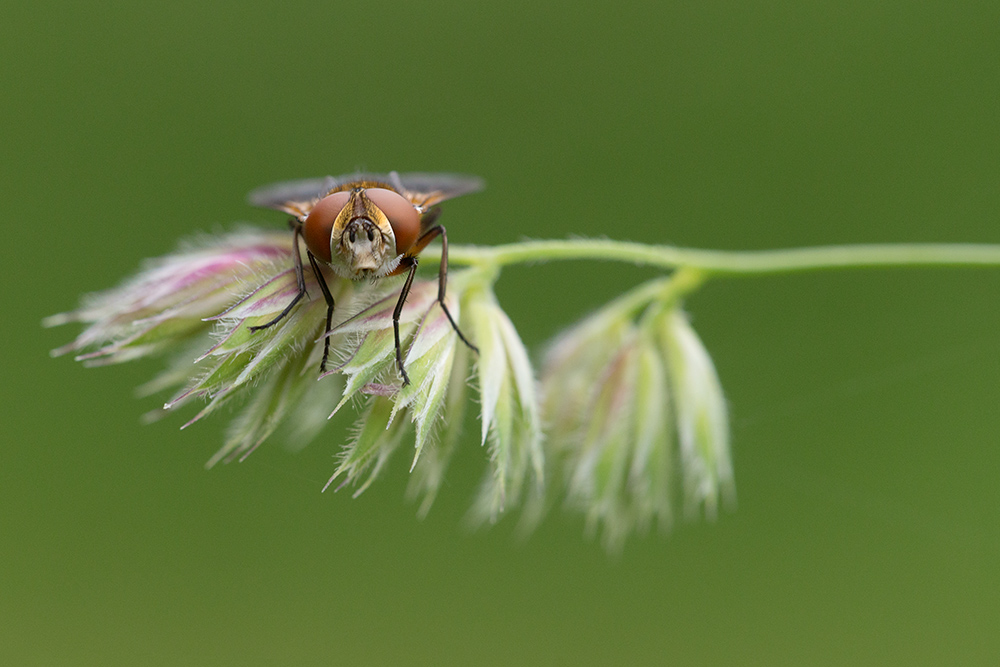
[306,251,336,372]
[249,222,308,332]
[391,257,419,386]
[411,225,478,353]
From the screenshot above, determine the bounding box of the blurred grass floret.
[539,270,734,551]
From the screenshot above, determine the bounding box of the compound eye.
[303,191,350,262]
[366,188,420,254]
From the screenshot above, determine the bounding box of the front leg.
[391,257,419,386]
[306,251,336,373]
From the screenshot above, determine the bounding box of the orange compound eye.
[366,188,420,254]
[303,191,350,263]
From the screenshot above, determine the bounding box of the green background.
[4,1,1000,664]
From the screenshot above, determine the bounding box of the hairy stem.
[442,239,1000,277]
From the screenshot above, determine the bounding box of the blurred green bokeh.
[4,1,999,664]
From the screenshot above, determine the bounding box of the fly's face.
[302,185,421,279]
[327,188,395,278]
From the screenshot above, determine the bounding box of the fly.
[247,171,483,386]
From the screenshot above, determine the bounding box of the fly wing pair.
[248,171,484,220]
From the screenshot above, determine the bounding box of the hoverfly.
[248,171,483,385]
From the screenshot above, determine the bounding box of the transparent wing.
[246,176,338,217]
[394,172,485,210]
